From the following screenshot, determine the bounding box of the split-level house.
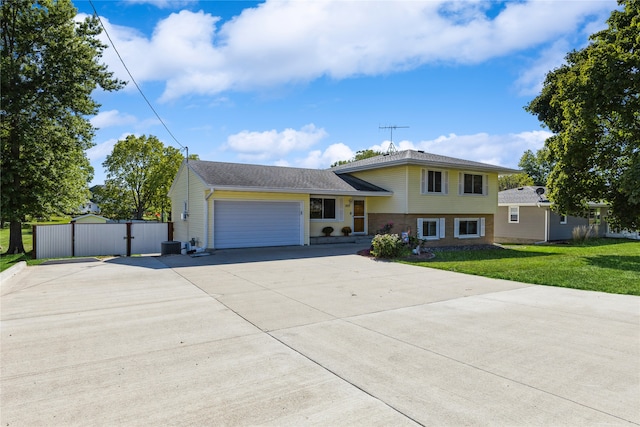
[168,150,518,250]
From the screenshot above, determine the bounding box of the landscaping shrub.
[371,233,406,258]
[572,224,599,242]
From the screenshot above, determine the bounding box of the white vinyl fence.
[34,222,171,259]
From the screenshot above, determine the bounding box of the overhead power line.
[87,0,187,153]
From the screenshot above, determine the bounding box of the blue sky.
[75,0,618,186]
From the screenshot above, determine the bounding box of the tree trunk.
[6,221,25,254]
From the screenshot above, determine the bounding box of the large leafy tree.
[526,0,639,229]
[331,149,384,167]
[99,135,195,221]
[1,0,124,253]
[498,173,534,191]
[518,148,552,187]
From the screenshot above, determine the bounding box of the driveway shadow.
[156,244,370,269]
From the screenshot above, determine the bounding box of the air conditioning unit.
[180,211,188,221]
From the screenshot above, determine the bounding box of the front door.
[353,200,365,233]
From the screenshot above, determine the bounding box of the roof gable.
[330,149,520,174]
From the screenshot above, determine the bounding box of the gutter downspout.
[203,188,215,249]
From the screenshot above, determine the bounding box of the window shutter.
[417,218,423,238]
[421,169,426,194]
[337,198,344,221]
[483,174,488,195]
[439,218,445,238]
[454,218,460,238]
[480,217,486,236]
[443,171,449,194]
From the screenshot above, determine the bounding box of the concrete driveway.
[2,244,639,426]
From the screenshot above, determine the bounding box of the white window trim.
[454,217,485,239]
[417,218,446,240]
[560,214,567,224]
[421,169,449,195]
[508,206,519,223]
[310,197,343,222]
[458,172,489,196]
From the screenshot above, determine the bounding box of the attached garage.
[213,200,303,249]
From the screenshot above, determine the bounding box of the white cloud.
[414,130,553,168]
[91,110,137,128]
[88,0,616,101]
[363,131,552,169]
[121,0,197,9]
[515,39,572,96]
[296,143,354,169]
[225,124,328,162]
[86,132,134,162]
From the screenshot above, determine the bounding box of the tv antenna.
[379,125,409,154]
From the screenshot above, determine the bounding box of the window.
[560,214,567,224]
[417,218,445,240]
[459,173,488,195]
[509,206,519,223]
[310,197,337,220]
[589,208,601,225]
[421,169,448,194]
[454,218,485,238]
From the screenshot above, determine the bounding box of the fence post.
[71,221,75,257]
[32,225,37,259]
[126,222,132,256]
[168,222,174,241]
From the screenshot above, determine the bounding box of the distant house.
[71,214,109,224]
[495,186,608,243]
[168,150,518,250]
[77,201,100,214]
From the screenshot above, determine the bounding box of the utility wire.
[87,0,187,152]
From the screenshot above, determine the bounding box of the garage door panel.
[214,201,302,249]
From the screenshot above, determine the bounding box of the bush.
[376,221,394,235]
[572,224,599,242]
[371,233,407,258]
[322,226,334,236]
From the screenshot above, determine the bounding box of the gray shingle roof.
[331,149,520,174]
[498,186,550,205]
[187,160,390,195]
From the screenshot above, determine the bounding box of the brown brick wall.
[368,213,495,247]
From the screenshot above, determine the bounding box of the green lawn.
[0,217,70,272]
[400,238,640,295]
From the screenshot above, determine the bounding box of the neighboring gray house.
[495,186,607,244]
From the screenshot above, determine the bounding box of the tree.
[526,0,640,229]
[518,149,552,187]
[331,149,384,167]
[498,173,534,191]
[1,0,124,254]
[100,135,195,220]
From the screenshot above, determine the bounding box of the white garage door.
[214,201,303,249]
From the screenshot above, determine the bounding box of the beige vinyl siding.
[408,166,499,214]
[353,165,499,215]
[308,196,354,237]
[494,205,546,243]
[170,167,207,245]
[209,191,309,245]
[351,166,409,213]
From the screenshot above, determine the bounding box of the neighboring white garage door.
[214,200,303,249]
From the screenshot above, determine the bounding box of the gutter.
[203,184,392,197]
